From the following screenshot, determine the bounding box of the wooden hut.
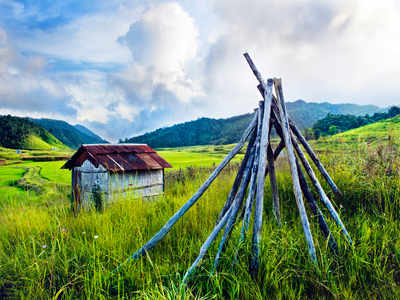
[62,144,172,208]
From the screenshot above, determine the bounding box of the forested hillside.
[125,100,383,148]
[31,118,108,149]
[313,106,400,136]
[0,115,67,150]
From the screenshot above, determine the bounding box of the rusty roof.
[61,144,172,171]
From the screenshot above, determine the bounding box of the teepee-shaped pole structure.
[114,53,352,282]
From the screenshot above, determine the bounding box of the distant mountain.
[31,118,108,149]
[0,115,68,150]
[287,100,384,130]
[125,100,384,148]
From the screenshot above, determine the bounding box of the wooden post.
[289,122,343,199]
[213,144,256,270]
[250,77,274,278]
[218,128,257,222]
[296,159,338,252]
[240,100,263,240]
[290,131,352,245]
[182,198,235,283]
[114,111,259,272]
[274,78,317,264]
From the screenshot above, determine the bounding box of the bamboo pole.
[290,131,353,245]
[289,122,343,199]
[114,112,258,272]
[295,158,338,252]
[274,78,317,264]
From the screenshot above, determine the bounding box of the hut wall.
[72,160,164,207]
[109,169,163,198]
[73,160,108,207]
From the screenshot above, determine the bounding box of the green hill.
[126,100,383,148]
[312,115,400,152]
[330,115,400,144]
[30,118,108,149]
[0,115,68,150]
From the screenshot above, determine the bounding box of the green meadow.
[1,128,400,298]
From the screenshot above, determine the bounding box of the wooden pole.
[290,122,343,199]
[218,127,257,222]
[182,198,235,283]
[296,158,338,252]
[274,78,317,264]
[213,144,256,270]
[250,78,274,278]
[114,112,259,272]
[290,131,352,245]
[240,100,263,240]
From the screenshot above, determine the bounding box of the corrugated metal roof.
[62,144,172,171]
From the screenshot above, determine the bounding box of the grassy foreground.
[1,142,400,298]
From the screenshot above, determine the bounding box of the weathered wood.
[218,127,258,222]
[290,131,353,245]
[274,78,317,264]
[267,142,280,225]
[114,112,259,272]
[258,83,342,200]
[271,111,339,251]
[213,144,256,270]
[289,122,343,199]
[182,199,235,283]
[240,101,264,241]
[250,77,274,278]
[296,157,338,252]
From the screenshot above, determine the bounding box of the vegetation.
[1,134,400,298]
[313,115,400,153]
[0,115,68,150]
[312,106,400,137]
[31,118,108,149]
[125,100,383,148]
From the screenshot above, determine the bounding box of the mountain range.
[30,118,108,149]
[126,100,385,148]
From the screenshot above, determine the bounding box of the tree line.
[303,106,400,140]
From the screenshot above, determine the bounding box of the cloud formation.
[0,0,399,141]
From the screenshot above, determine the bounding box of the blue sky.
[0,0,399,141]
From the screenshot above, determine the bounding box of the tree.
[328,125,338,135]
[304,128,314,140]
[388,106,400,118]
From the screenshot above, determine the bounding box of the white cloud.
[118,2,204,102]
[205,0,400,111]
[15,4,142,64]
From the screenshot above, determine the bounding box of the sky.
[0,0,399,141]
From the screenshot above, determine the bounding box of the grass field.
[1,132,400,298]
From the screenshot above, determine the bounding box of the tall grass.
[1,144,400,298]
